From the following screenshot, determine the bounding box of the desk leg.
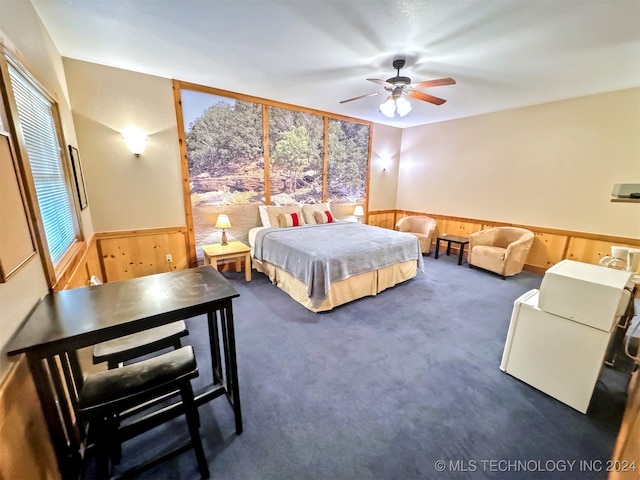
[221,304,243,434]
[435,239,441,259]
[207,311,222,385]
[60,351,85,432]
[446,241,452,256]
[235,256,242,273]
[27,355,82,478]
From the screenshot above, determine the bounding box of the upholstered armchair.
[395,216,437,254]
[468,227,534,278]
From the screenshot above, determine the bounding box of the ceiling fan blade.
[408,90,447,105]
[410,77,456,89]
[367,78,396,89]
[340,90,385,104]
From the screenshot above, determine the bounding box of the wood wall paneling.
[367,211,396,230]
[0,356,59,480]
[527,232,569,272]
[98,229,188,282]
[441,219,483,238]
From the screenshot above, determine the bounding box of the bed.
[249,220,424,312]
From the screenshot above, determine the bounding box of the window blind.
[8,64,76,266]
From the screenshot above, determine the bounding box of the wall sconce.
[122,126,147,157]
[353,205,365,223]
[379,155,392,171]
[215,214,231,245]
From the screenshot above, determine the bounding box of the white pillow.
[248,226,266,248]
[258,205,271,227]
[302,202,331,225]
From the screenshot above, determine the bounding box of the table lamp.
[353,205,365,223]
[215,214,231,246]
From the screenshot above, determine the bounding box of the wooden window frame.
[0,50,83,289]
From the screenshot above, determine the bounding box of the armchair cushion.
[468,227,534,277]
[395,216,438,254]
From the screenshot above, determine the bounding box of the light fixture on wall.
[121,126,147,157]
[380,94,412,119]
[353,205,365,223]
[215,214,231,246]
[379,155,392,171]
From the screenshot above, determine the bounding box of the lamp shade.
[122,126,147,156]
[215,214,231,229]
[379,97,396,118]
[353,205,365,216]
[395,97,412,117]
[380,96,412,119]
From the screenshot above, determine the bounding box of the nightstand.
[201,241,252,281]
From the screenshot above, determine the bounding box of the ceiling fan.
[340,59,456,118]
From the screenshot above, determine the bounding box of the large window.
[176,82,370,265]
[5,56,79,278]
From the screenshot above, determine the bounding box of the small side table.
[202,241,252,281]
[435,235,469,265]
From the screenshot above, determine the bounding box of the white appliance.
[538,260,633,331]
[501,261,633,414]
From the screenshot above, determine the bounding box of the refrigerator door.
[539,260,633,331]
[500,289,539,372]
[500,289,613,413]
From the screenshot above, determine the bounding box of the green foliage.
[221,190,254,205]
[272,126,311,193]
[186,100,263,176]
[269,108,323,199]
[327,119,368,202]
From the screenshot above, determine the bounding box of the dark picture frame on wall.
[68,145,88,210]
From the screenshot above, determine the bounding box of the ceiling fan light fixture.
[340,57,454,116]
[380,97,396,118]
[396,96,412,117]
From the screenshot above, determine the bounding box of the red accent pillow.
[313,210,334,224]
[278,212,302,227]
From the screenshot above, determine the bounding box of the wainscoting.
[368,210,640,275]
[96,227,189,282]
[0,355,59,479]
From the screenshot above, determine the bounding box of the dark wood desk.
[6,266,242,478]
[434,235,469,265]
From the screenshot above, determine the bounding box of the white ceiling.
[31,0,640,128]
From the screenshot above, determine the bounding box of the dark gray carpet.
[104,255,634,480]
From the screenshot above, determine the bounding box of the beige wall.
[63,59,186,232]
[0,1,93,377]
[397,88,640,238]
[369,123,401,211]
